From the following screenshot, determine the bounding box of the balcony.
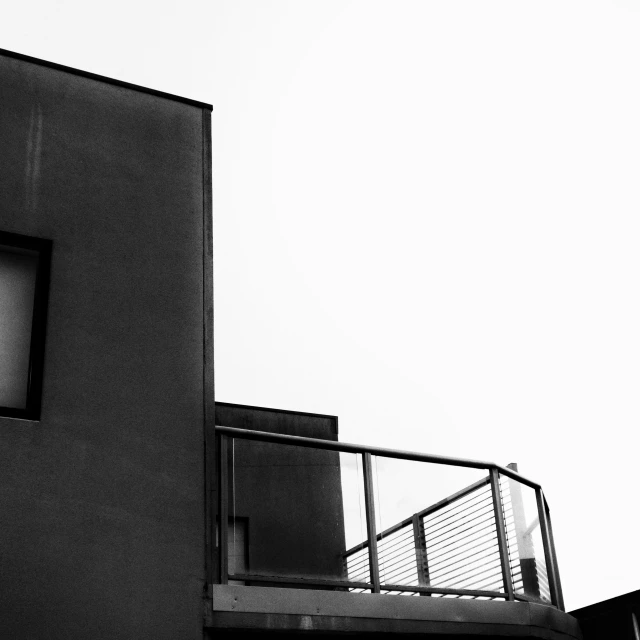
[207,421,581,639]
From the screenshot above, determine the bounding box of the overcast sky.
[3,0,640,611]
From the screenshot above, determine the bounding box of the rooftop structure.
[0,48,580,640]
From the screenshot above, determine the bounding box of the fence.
[214,425,564,610]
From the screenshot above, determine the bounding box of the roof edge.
[215,401,338,423]
[0,47,213,111]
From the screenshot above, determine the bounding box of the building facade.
[1,49,583,640]
[0,48,213,639]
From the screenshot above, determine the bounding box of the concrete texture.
[570,589,640,639]
[208,585,583,638]
[214,404,346,584]
[0,51,212,639]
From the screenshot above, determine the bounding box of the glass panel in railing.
[499,475,551,603]
[340,452,372,592]
[227,515,248,586]
[226,437,364,590]
[370,456,500,597]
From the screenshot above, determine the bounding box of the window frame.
[0,230,52,420]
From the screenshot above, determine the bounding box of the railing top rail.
[214,425,541,489]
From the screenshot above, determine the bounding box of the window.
[0,231,52,420]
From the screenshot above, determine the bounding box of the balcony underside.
[207,585,581,639]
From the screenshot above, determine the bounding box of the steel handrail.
[214,425,540,489]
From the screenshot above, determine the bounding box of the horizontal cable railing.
[214,425,564,611]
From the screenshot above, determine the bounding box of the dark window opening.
[0,231,52,420]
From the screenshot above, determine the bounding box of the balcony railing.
[214,425,564,611]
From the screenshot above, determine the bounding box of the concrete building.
[0,47,213,639]
[570,590,640,640]
[1,48,582,639]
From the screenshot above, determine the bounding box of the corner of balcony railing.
[209,426,575,637]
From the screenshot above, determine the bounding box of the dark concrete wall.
[214,404,345,584]
[0,52,211,639]
[570,589,640,640]
[215,402,338,440]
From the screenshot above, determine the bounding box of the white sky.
[3,0,640,612]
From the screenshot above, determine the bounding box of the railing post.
[507,465,540,599]
[412,513,430,596]
[490,468,514,600]
[536,489,563,610]
[544,501,565,611]
[362,452,381,593]
[217,433,229,585]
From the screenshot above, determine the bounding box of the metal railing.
[344,475,502,596]
[214,425,564,611]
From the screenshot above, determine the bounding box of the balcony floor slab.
[207,585,582,639]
